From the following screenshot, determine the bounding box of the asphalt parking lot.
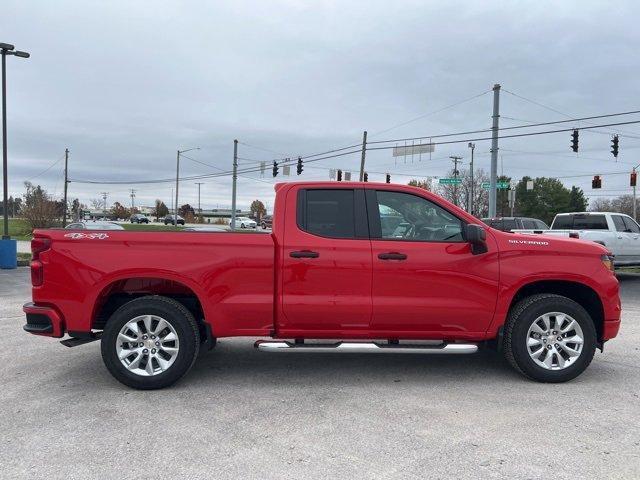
[1,268,639,479]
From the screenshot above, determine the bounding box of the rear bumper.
[23,302,65,338]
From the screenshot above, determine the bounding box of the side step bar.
[254,340,478,354]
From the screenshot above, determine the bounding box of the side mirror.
[464,224,488,255]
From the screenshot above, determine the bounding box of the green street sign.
[439,178,462,185]
[482,182,510,189]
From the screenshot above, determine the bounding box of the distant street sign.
[393,143,435,157]
[526,180,534,190]
[482,181,510,190]
[439,178,462,185]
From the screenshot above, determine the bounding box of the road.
[1,268,639,479]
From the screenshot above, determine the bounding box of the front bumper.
[23,302,65,338]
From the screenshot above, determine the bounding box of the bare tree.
[436,168,489,217]
[90,198,103,210]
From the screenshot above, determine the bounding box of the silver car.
[65,221,125,230]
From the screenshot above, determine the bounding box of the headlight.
[601,254,615,273]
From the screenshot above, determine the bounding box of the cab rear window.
[552,214,608,230]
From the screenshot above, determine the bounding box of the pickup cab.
[23,182,621,389]
[516,212,640,267]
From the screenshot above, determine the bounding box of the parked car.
[515,212,640,267]
[163,214,185,225]
[65,221,124,230]
[24,182,620,389]
[130,214,150,224]
[261,215,273,229]
[482,216,549,232]
[235,216,257,229]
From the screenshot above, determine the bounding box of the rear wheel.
[503,294,596,383]
[101,296,200,389]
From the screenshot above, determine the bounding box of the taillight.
[31,237,51,261]
[31,237,50,286]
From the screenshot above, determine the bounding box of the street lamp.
[1,43,29,270]
[175,147,199,225]
[468,142,475,216]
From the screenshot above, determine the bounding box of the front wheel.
[503,294,596,383]
[101,296,200,389]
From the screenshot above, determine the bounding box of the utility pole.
[489,83,501,217]
[358,130,367,181]
[100,192,108,218]
[468,143,475,215]
[195,182,203,216]
[450,155,462,206]
[633,164,639,221]
[231,139,238,231]
[174,150,180,225]
[62,148,69,227]
[129,189,136,210]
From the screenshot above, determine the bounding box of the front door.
[280,187,372,336]
[366,187,499,338]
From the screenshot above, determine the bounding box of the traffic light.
[632,171,637,187]
[592,175,602,189]
[272,160,279,177]
[296,157,303,175]
[611,135,619,158]
[571,129,579,152]
[337,169,342,181]
[363,172,368,182]
[385,173,391,184]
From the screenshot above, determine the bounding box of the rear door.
[366,187,499,337]
[280,187,373,336]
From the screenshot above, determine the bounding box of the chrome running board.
[254,340,478,354]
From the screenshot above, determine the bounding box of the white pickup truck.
[515,212,640,267]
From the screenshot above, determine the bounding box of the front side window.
[622,216,640,233]
[375,190,463,242]
[299,189,356,239]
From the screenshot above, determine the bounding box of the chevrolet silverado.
[23,182,621,389]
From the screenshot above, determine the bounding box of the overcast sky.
[3,0,640,212]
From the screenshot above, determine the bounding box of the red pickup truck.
[24,182,621,389]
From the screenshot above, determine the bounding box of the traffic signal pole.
[489,84,501,217]
[634,165,638,221]
[358,130,367,181]
[231,139,238,231]
[62,148,69,227]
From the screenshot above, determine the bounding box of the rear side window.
[535,220,549,229]
[521,219,537,229]
[612,215,627,232]
[502,219,517,231]
[622,216,640,233]
[298,189,356,239]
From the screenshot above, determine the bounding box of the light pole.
[174,147,199,225]
[1,43,29,241]
[633,163,639,222]
[468,143,475,215]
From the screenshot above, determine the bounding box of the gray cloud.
[3,0,640,211]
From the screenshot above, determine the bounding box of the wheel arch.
[91,274,213,344]
[504,280,605,346]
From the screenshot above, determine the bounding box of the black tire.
[503,294,596,383]
[101,296,200,389]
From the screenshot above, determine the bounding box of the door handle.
[290,250,319,258]
[378,252,408,260]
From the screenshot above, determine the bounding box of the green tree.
[514,176,583,225]
[250,199,267,220]
[568,186,588,212]
[496,175,512,217]
[154,200,169,221]
[178,203,195,217]
[110,202,129,220]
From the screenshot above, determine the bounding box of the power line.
[371,89,491,136]
[367,109,640,146]
[26,154,66,182]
